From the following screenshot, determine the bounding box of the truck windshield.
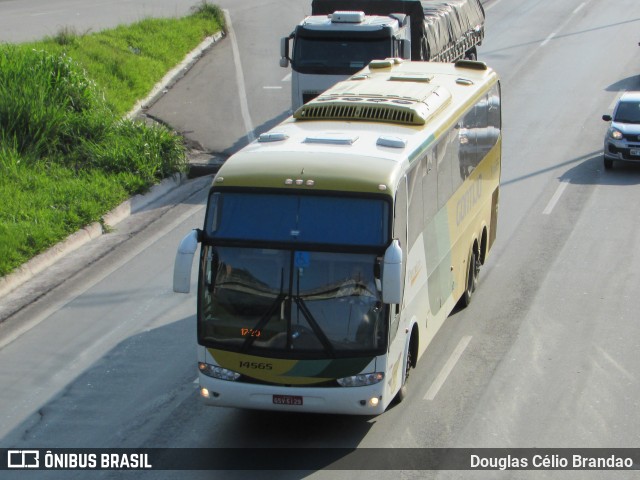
[292,37,391,75]
[199,247,388,357]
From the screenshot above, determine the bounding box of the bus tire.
[460,248,479,308]
[395,347,412,404]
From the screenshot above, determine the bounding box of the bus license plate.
[631,149,640,157]
[273,395,303,406]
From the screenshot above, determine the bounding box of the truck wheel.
[465,48,477,61]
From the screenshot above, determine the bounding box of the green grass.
[0,2,225,277]
[29,2,225,116]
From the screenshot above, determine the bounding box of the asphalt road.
[1,0,640,479]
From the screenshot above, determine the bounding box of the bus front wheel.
[395,347,412,404]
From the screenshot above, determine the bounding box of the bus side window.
[436,139,454,210]
[407,161,423,249]
[422,150,438,225]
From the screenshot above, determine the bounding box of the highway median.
[0,2,224,285]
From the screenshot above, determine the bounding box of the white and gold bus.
[174,59,501,415]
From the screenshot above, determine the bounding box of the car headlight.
[609,128,623,140]
[337,372,384,387]
[198,362,240,381]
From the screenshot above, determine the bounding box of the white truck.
[280,0,485,110]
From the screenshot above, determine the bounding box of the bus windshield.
[205,191,389,248]
[199,247,388,356]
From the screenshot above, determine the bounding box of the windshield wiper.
[293,297,335,356]
[241,269,285,352]
[292,267,335,355]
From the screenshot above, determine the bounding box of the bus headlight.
[337,372,384,387]
[198,362,241,381]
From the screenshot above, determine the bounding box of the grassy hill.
[0,2,224,277]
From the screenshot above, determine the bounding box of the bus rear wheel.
[460,249,479,308]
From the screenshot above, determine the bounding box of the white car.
[602,91,640,169]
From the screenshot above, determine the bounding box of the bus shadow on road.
[502,150,640,189]
[559,151,640,187]
[606,74,640,93]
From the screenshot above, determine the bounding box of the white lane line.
[541,2,587,47]
[424,336,472,401]
[484,0,503,10]
[223,9,255,143]
[502,0,592,84]
[282,73,292,82]
[540,32,556,47]
[263,86,283,90]
[543,180,570,215]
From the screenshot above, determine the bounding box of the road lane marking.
[263,86,283,90]
[282,73,292,82]
[223,9,255,143]
[484,0,503,10]
[424,336,472,401]
[541,2,586,47]
[503,0,593,85]
[543,180,569,215]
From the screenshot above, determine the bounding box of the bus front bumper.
[198,373,388,416]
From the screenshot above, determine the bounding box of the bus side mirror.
[382,239,403,305]
[173,229,201,293]
[280,36,290,68]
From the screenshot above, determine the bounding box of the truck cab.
[280,11,411,110]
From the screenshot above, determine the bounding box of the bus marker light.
[285,179,293,185]
[378,184,387,191]
[295,179,304,185]
[306,180,315,186]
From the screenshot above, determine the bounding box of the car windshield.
[614,100,640,124]
[198,246,388,356]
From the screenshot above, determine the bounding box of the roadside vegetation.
[0,2,225,277]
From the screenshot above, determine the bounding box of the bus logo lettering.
[456,174,482,226]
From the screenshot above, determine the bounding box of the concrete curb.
[0,31,226,300]
[126,31,225,119]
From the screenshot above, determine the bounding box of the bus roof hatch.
[294,76,451,126]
